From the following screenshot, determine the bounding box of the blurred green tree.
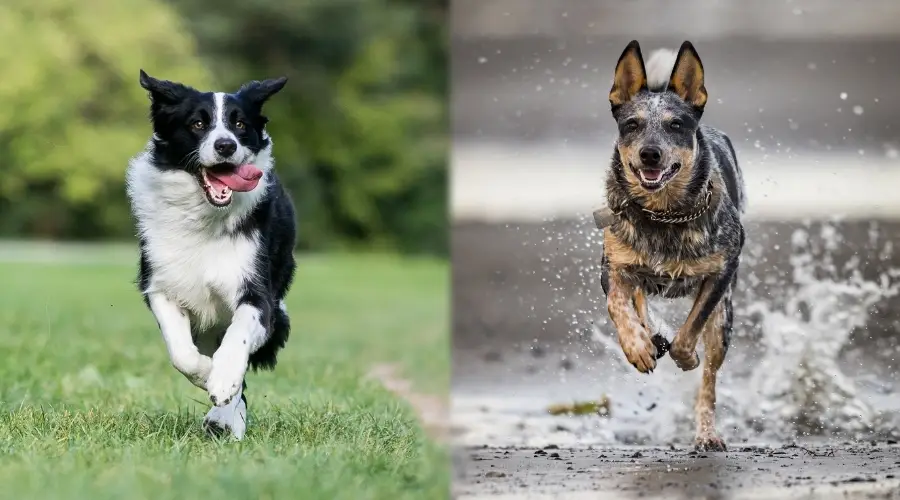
[0,0,212,239]
[169,0,448,255]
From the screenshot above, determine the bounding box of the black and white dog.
[126,70,296,439]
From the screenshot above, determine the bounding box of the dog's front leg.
[148,292,212,389]
[607,271,657,373]
[207,298,272,407]
[669,256,738,371]
[203,383,248,440]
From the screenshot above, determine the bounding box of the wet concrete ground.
[454,443,900,499]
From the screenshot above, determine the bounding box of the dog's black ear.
[609,40,648,108]
[238,77,288,107]
[139,70,191,103]
[668,41,707,110]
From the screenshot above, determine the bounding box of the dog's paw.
[203,395,247,440]
[650,334,671,359]
[621,334,658,374]
[669,347,700,371]
[694,433,727,452]
[206,347,247,407]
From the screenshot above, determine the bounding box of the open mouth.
[632,163,682,191]
[198,163,263,207]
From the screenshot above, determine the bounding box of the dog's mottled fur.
[599,41,746,451]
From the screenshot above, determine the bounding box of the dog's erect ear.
[668,41,708,110]
[609,40,648,108]
[139,69,192,103]
[238,77,288,107]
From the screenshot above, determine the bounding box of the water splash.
[580,218,900,443]
[738,221,900,439]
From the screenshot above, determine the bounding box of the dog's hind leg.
[248,300,291,371]
[693,297,732,452]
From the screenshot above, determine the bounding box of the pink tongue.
[207,164,263,192]
[642,169,662,180]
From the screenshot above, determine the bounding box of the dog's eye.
[623,121,638,133]
[235,120,246,130]
[192,120,206,130]
[669,120,683,130]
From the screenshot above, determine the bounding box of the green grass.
[0,250,449,500]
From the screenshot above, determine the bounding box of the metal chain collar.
[613,181,714,225]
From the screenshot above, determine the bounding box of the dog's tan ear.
[668,41,707,109]
[609,40,648,107]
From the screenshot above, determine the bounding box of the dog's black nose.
[214,138,237,157]
[639,146,662,166]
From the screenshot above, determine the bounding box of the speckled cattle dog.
[599,40,746,451]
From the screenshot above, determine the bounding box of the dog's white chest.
[144,230,258,330]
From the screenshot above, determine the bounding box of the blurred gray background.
[450,0,900,465]
[453,0,900,222]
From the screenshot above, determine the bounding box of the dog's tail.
[645,48,678,92]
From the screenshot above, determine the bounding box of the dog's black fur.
[134,72,296,372]
[598,40,746,451]
[127,72,297,438]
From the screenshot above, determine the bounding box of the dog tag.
[592,206,618,229]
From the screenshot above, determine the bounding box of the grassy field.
[0,247,448,500]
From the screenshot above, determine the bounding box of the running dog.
[599,41,746,451]
[126,71,296,440]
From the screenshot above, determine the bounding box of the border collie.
[126,70,296,440]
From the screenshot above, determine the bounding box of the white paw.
[203,395,247,440]
[206,346,247,407]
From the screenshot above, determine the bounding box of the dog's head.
[609,40,707,194]
[139,70,287,207]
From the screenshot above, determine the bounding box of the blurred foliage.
[0,0,447,255]
[0,0,212,239]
